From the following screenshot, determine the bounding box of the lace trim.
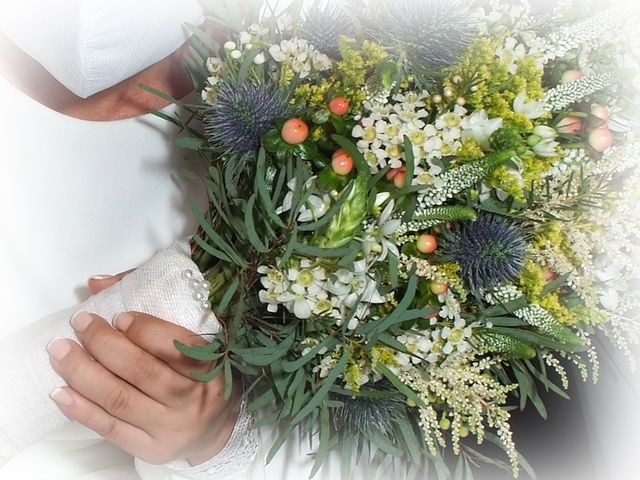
[165,397,258,479]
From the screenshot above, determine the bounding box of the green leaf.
[192,234,232,263]
[388,251,399,289]
[184,22,220,51]
[173,340,221,361]
[192,360,224,383]
[190,202,247,267]
[294,242,354,258]
[256,149,286,228]
[492,326,584,352]
[247,388,276,413]
[540,273,570,298]
[401,136,415,196]
[310,406,333,478]
[360,274,419,338]
[244,194,269,253]
[223,359,233,400]
[138,83,178,104]
[175,137,207,151]
[483,295,530,317]
[291,348,351,426]
[397,413,422,464]
[217,276,240,314]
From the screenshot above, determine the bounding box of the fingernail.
[90,274,114,281]
[114,313,134,331]
[47,338,71,360]
[50,387,73,407]
[70,311,93,332]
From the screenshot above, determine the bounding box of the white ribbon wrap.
[0,239,220,457]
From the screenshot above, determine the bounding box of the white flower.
[223,41,236,50]
[253,53,266,65]
[248,23,269,36]
[311,50,331,71]
[230,50,242,60]
[532,138,559,158]
[361,194,401,262]
[438,291,461,321]
[314,354,338,378]
[269,44,286,62]
[327,260,385,312]
[206,57,224,75]
[513,91,546,120]
[276,177,331,222]
[460,110,503,150]
[239,31,253,45]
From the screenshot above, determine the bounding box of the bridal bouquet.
[153,0,640,477]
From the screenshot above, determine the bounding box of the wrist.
[185,379,243,466]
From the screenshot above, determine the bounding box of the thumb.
[87,269,135,295]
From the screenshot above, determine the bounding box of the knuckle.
[98,416,119,441]
[105,387,130,415]
[130,356,156,386]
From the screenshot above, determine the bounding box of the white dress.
[0,73,201,478]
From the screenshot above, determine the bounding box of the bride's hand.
[47,311,240,466]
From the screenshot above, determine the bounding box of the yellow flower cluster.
[446,37,546,130]
[337,38,388,108]
[293,79,335,110]
[435,263,466,301]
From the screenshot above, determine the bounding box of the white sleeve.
[0,239,220,457]
[134,398,259,480]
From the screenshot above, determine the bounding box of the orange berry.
[393,171,406,189]
[281,118,309,144]
[430,281,449,295]
[591,105,610,123]
[588,127,613,152]
[561,69,583,83]
[557,115,583,135]
[386,166,405,180]
[416,234,438,254]
[331,149,354,175]
[329,97,350,116]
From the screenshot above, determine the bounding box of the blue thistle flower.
[439,214,529,291]
[334,380,406,437]
[203,81,290,155]
[363,0,477,85]
[301,3,357,58]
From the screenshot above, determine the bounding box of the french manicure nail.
[47,338,71,360]
[114,313,134,331]
[50,387,73,407]
[90,274,114,281]
[70,311,93,332]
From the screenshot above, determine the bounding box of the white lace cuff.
[162,397,258,480]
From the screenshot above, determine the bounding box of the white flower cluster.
[268,38,331,78]
[532,9,624,65]
[224,26,269,64]
[352,93,471,181]
[393,317,473,370]
[416,154,503,209]
[258,259,385,329]
[495,36,533,74]
[544,73,615,112]
[201,57,225,104]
